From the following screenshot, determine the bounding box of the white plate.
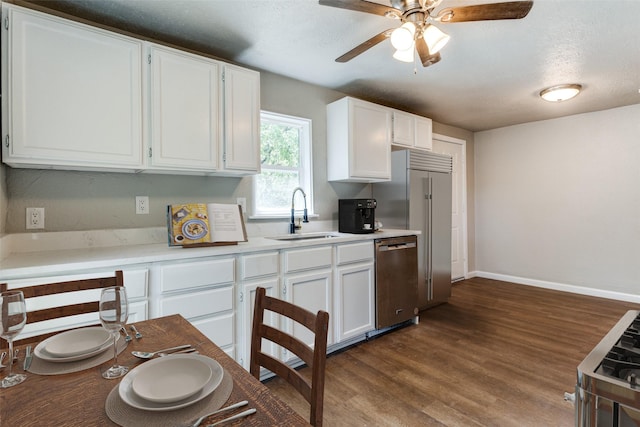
[44,327,112,357]
[119,354,223,412]
[35,328,114,363]
[131,356,213,403]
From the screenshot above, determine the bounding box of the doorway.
[432,134,467,281]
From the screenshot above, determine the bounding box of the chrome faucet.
[289,187,309,234]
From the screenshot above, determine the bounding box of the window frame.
[251,111,314,219]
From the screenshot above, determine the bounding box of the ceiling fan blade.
[415,37,442,67]
[335,30,392,63]
[319,0,398,18]
[437,1,533,23]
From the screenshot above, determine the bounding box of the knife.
[23,345,32,371]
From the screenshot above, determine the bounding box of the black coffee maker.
[338,199,376,234]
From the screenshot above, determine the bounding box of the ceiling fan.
[319,0,533,67]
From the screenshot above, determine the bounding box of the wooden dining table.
[1,314,310,426]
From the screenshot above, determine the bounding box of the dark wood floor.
[265,277,640,426]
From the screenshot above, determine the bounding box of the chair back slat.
[0,270,124,347]
[250,287,329,427]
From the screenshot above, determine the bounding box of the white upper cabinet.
[392,109,433,151]
[1,4,261,176]
[147,44,221,172]
[1,4,143,171]
[327,97,391,182]
[414,115,433,151]
[392,110,415,147]
[220,64,261,175]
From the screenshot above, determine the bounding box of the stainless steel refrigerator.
[373,150,452,309]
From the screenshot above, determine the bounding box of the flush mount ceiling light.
[539,84,583,102]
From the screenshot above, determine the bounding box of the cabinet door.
[237,279,280,370]
[149,44,221,171]
[3,5,143,169]
[392,110,415,147]
[350,99,392,180]
[283,270,333,362]
[415,116,433,151]
[335,262,375,342]
[221,64,260,174]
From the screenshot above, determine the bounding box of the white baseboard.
[466,271,640,304]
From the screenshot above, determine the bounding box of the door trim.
[432,133,468,280]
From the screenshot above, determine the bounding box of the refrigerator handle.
[426,176,433,301]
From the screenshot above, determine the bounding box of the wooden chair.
[250,287,330,427]
[0,270,124,346]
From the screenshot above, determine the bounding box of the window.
[252,111,313,218]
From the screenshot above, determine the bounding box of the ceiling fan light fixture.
[393,46,415,63]
[423,24,450,54]
[390,22,416,51]
[539,84,582,102]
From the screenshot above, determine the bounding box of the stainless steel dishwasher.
[375,235,419,329]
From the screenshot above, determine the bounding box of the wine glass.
[99,286,129,379]
[1,290,27,388]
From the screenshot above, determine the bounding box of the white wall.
[474,104,640,300]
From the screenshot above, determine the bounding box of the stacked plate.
[34,327,113,362]
[119,354,223,411]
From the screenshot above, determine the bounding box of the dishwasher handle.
[377,242,417,251]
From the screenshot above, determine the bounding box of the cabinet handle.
[239,291,244,303]
[4,135,8,148]
[282,286,286,295]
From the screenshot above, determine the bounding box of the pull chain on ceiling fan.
[319,0,534,68]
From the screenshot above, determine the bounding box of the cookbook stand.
[167,203,248,248]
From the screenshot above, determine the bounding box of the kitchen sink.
[265,232,340,241]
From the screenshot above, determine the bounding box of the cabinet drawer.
[160,286,233,319]
[284,246,332,273]
[159,258,234,293]
[240,252,279,280]
[336,242,374,265]
[192,312,234,348]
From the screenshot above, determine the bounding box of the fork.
[130,324,142,339]
[120,326,132,342]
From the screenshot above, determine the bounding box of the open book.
[167,203,248,247]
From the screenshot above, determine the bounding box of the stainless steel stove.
[576,310,640,426]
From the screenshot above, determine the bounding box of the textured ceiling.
[22,0,640,131]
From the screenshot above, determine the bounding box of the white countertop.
[0,229,419,280]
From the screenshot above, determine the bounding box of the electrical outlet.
[236,197,247,214]
[135,196,149,215]
[26,207,45,229]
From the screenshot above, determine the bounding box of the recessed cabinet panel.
[283,246,332,273]
[149,45,221,170]
[336,242,374,265]
[160,286,233,319]
[240,252,279,280]
[415,116,433,151]
[284,270,333,359]
[159,258,235,293]
[4,5,143,169]
[335,263,375,341]
[221,64,261,174]
[327,97,391,182]
[192,312,234,348]
[392,110,415,147]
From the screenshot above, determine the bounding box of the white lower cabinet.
[235,250,280,369]
[282,245,333,363]
[334,263,375,342]
[237,278,279,370]
[154,257,235,354]
[334,242,375,343]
